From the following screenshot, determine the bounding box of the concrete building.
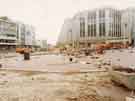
[17,23,36,48]
[25,25,36,47]
[58,7,132,48]
[0,17,17,51]
[36,40,48,50]
[122,8,135,45]
[0,17,36,51]
[17,23,26,46]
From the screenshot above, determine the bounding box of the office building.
[17,22,36,48]
[122,8,135,45]
[0,16,36,51]
[58,7,133,48]
[0,17,17,51]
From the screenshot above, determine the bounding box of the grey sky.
[0,0,135,44]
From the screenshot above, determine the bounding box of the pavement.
[0,54,105,72]
[0,48,135,72]
[102,48,135,68]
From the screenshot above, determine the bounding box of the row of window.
[80,23,106,37]
[80,23,122,37]
[80,22,85,37]
[108,31,122,37]
[88,24,96,37]
[99,10,105,18]
[109,10,121,18]
[0,23,17,33]
[87,10,122,21]
[109,25,122,37]
[0,39,16,43]
[88,12,96,21]
[99,23,106,36]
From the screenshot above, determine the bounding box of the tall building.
[0,16,36,51]
[0,17,17,51]
[17,22,36,48]
[36,40,47,50]
[121,8,135,45]
[24,25,36,47]
[17,23,26,46]
[58,7,133,48]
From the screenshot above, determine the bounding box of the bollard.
[24,52,30,60]
[69,57,73,62]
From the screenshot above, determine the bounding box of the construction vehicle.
[95,42,129,54]
[16,47,31,54]
[104,43,113,49]
[16,47,31,60]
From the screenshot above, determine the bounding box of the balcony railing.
[0,36,17,40]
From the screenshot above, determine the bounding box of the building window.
[102,23,105,36]
[80,17,85,37]
[99,23,105,37]
[94,24,96,36]
[80,23,82,37]
[99,23,102,36]
[83,22,85,37]
[99,10,105,18]
[88,25,90,37]
[88,11,96,23]
[91,24,93,37]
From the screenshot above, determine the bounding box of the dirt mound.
[66,95,114,101]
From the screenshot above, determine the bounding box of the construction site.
[0,3,135,101]
[0,43,134,101]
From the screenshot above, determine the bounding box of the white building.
[36,40,47,49]
[0,17,36,51]
[17,23,25,46]
[0,17,17,50]
[58,7,133,48]
[122,8,135,45]
[17,23,36,47]
[25,25,35,46]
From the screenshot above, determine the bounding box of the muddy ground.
[0,49,134,101]
[0,70,131,101]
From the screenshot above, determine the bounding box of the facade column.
[96,10,99,38]
[84,13,88,48]
[105,9,109,38]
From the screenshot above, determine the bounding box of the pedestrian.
[69,57,73,62]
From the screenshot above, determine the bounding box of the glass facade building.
[58,7,133,48]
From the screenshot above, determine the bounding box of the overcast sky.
[0,0,135,44]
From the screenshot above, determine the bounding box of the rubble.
[66,95,114,101]
[0,48,135,100]
[126,96,135,101]
[91,56,100,59]
[79,61,91,64]
[110,66,135,90]
[112,65,135,73]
